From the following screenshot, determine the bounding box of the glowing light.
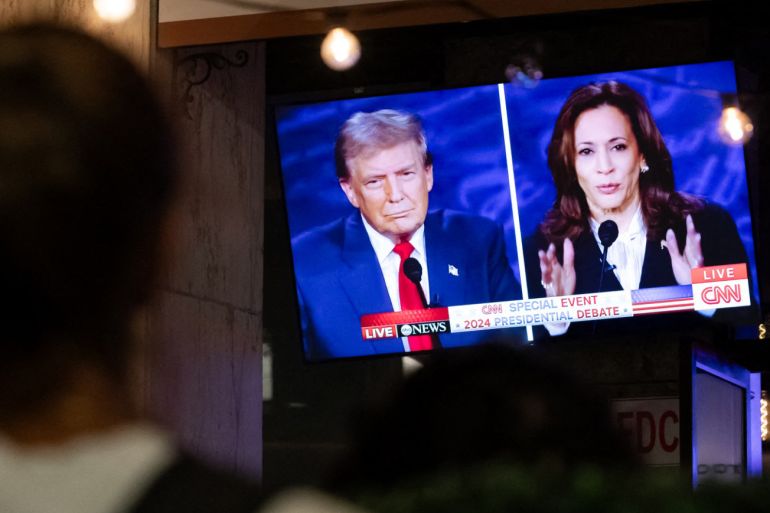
[93,0,136,23]
[761,391,768,442]
[321,27,361,71]
[718,106,753,145]
[505,57,543,88]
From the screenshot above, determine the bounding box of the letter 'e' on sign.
[692,263,751,311]
[611,397,680,466]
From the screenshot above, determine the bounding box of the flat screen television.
[274,61,760,362]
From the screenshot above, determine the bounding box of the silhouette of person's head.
[330,343,637,492]
[0,24,176,433]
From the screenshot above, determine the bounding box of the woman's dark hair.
[541,80,702,246]
[0,24,177,416]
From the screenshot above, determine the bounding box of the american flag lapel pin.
[448,264,459,277]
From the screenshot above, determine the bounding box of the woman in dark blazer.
[524,81,749,336]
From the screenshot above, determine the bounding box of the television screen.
[275,61,759,362]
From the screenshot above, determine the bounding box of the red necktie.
[393,241,433,351]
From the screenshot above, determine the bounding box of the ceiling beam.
[158,0,703,48]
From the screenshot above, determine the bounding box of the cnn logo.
[700,284,741,305]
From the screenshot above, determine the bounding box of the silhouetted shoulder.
[128,453,262,513]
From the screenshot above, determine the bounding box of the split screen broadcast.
[275,61,759,362]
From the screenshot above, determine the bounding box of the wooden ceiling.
[158,0,702,48]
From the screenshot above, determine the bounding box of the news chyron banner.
[360,263,750,341]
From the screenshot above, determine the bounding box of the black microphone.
[598,219,619,249]
[403,257,442,349]
[403,257,429,308]
[597,220,619,293]
[593,220,619,336]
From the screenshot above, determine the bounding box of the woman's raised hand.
[662,214,704,285]
[538,238,576,297]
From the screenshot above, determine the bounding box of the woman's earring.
[640,162,650,174]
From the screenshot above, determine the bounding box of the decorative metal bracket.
[174,50,249,118]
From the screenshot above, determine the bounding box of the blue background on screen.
[276,84,521,281]
[276,60,757,303]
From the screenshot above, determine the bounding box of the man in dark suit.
[292,110,522,361]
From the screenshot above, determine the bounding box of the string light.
[321,27,361,71]
[761,390,768,442]
[718,106,754,145]
[93,0,136,23]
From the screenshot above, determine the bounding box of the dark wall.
[139,41,265,479]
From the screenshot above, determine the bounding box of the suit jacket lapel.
[424,211,467,307]
[575,230,676,292]
[573,229,622,293]
[338,214,393,316]
[640,238,676,288]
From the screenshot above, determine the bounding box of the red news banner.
[360,263,750,341]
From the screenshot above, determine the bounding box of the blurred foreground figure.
[0,24,263,513]
[328,343,702,513]
[331,343,638,490]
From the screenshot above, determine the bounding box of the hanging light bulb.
[718,105,753,145]
[93,0,136,23]
[321,27,361,71]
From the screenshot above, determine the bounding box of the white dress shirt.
[546,207,646,337]
[546,206,712,336]
[589,206,647,291]
[362,214,430,352]
[0,424,175,513]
